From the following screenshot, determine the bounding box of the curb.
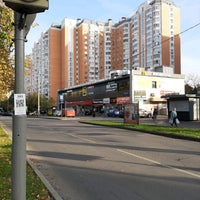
[0,121,63,200]
[27,158,63,200]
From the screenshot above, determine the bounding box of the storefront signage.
[65,100,92,106]
[116,96,130,104]
[103,98,110,104]
[106,82,117,92]
[134,90,146,101]
[93,99,103,104]
[82,87,87,96]
[87,85,94,95]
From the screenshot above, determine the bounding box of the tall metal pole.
[12,12,27,200]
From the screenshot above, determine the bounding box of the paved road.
[0,116,200,200]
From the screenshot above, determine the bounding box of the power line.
[179,21,200,35]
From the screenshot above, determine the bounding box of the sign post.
[12,13,27,199]
[3,1,49,199]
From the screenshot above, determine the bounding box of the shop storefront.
[57,71,185,116]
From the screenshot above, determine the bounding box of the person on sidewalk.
[152,108,158,122]
[169,107,179,127]
[92,107,96,117]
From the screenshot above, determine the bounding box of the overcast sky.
[26,0,200,75]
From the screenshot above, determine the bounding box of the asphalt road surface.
[1,116,200,200]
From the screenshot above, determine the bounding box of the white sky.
[26,0,200,76]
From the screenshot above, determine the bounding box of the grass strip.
[81,120,200,141]
[0,127,53,200]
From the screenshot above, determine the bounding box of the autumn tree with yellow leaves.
[0,0,14,101]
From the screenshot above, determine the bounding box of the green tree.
[26,93,54,113]
[0,1,14,101]
[26,93,38,112]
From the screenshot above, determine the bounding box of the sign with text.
[106,82,117,92]
[116,96,130,104]
[14,94,26,115]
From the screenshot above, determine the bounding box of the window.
[152,81,157,88]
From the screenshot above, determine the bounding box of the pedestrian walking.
[92,107,96,117]
[81,107,84,116]
[169,107,179,127]
[152,108,158,122]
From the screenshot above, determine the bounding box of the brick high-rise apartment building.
[31,0,180,103]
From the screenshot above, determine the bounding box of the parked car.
[29,111,38,117]
[139,109,152,118]
[62,107,75,117]
[119,110,125,118]
[107,109,120,117]
[85,109,92,115]
[0,107,4,115]
[40,110,47,115]
[53,110,62,117]
[1,111,13,116]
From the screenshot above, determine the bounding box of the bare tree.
[185,73,200,94]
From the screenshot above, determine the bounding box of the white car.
[53,110,62,117]
[139,109,152,118]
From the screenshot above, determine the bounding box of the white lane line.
[68,133,97,144]
[117,149,200,179]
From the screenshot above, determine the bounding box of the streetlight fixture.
[3,0,48,14]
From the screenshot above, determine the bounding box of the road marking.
[68,133,97,144]
[117,149,200,179]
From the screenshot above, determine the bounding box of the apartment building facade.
[31,0,181,103]
[131,0,180,73]
[75,19,106,84]
[32,30,50,98]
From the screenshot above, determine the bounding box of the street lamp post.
[3,1,48,200]
[12,12,27,199]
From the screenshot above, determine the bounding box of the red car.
[62,107,75,117]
